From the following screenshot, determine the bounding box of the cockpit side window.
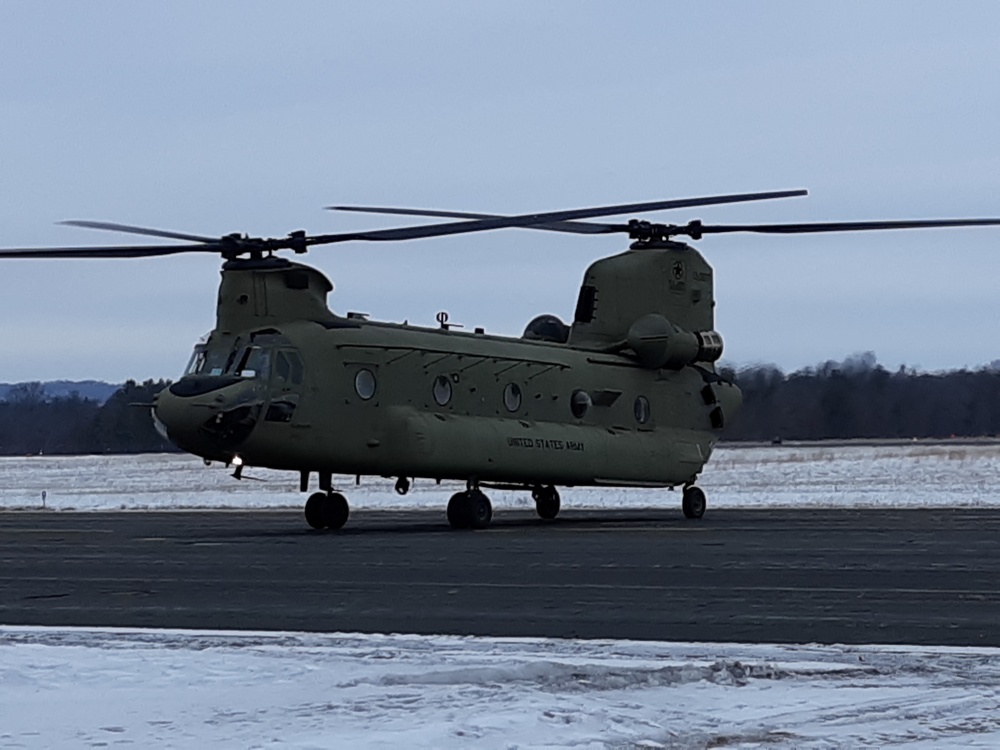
[275,350,304,386]
[276,351,291,381]
[264,349,304,424]
[289,353,303,384]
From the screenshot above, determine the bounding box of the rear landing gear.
[304,491,350,530]
[682,485,706,519]
[446,489,493,530]
[532,485,560,520]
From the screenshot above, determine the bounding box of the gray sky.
[2,2,999,382]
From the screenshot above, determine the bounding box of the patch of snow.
[2,442,1000,511]
[3,626,1000,748]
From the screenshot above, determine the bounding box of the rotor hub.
[628,219,704,243]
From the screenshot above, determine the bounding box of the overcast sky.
[2,2,999,383]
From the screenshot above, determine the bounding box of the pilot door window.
[264,351,304,424]
[274,350,304,386]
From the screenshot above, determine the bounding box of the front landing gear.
[682,485,707,519]
[446,489,493,530]
[304,491,350,530]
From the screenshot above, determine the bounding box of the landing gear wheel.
[532,485,560,520]
[682,486,707,519]
[394,477,411,495]
[323,492,350,530]
[447,492,471,529]
[304,491,350,530]
[467,489,493,530]
[447,490,493,530]
[304,492,327,529]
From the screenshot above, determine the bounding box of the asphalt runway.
[3,508,999,646]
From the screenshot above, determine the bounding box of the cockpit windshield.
[184,333,281,380]
[230,345,271,379]
[184,347,206,376]
[184,345,230,377]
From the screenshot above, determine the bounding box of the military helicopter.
[3,189,999,531]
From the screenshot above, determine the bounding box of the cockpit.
[184,336,292,381]
[183,344,229,377]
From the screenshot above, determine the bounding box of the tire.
[323,492,350,530]
[682,486,706,519]
[534,486,560,520]
[468,490,493,530]
[447,492,471,529]
[304,492,328,529]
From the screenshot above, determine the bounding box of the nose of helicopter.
[153,377,263,459]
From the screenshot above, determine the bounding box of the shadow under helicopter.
[184,509,690,540]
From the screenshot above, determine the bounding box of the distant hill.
[0,380,120,403]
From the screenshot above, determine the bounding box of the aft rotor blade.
[0,243,221,259]
[314,189,808,244]
[329,206,610,235]
[682,218,1000,236]
[59,220,218,243]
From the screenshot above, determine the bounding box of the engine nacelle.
[626,313,724,369]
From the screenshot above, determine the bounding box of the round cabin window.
[503,383,522,412]
[570,389,592,419]
[634,395,651,424]
[354,369,377,400]
[433,375,453,406]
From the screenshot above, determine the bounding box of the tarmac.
[3,508,999,646]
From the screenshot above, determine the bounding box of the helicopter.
[3,189,999,531]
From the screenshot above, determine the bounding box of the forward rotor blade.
[0,243,221,259]
[685,218,1000,236]
[59,220,218,243]
[315,189,808,244]
[329,206,610,235]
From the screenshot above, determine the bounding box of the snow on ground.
[2,442,999,512]
[3,627,1000,749]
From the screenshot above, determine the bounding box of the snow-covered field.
[4,443,1000,748]
[2,441,998,511]
[0,442,1000,510]
[3,627,1000,748]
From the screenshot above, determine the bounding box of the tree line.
[0,379,174,455]
[721,353,1000,441]
[1,356,998,454]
